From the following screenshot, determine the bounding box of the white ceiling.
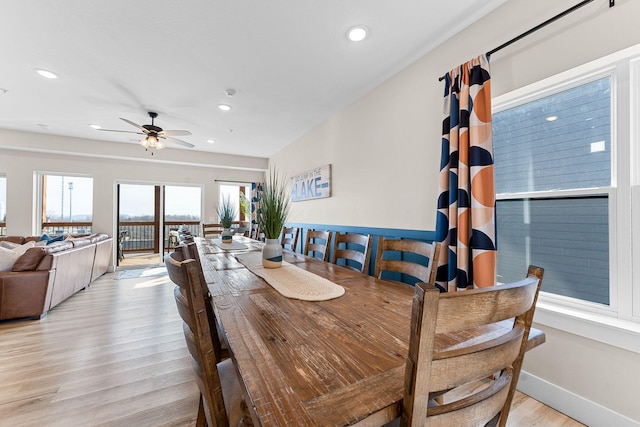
[0,0,505,158]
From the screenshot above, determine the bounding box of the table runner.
[235,252,345,301]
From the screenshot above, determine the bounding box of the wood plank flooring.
[0,270,585,426]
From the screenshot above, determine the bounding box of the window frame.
[492,44,640,352]
[36,172,94,235]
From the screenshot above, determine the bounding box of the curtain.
[435,54,496,292]
[250,181,263,236]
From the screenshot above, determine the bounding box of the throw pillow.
[13,247,46,272]
[12,241,36,256]
[0,246,22,272]
[39,234,66,245]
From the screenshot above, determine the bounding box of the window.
[41,174,93,234]
[493,77,612,306]
[493,44,640,334]
[219,183,251,223]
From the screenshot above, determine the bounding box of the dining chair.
[374,237,441,285]
[303,229,332,261]
[165,250,245,427]
[250,223,264,242]
[331,231,372,273]
[178,242,230,361]
[400,265,544,427]
[202,223,223,239]
[280,226,299,252]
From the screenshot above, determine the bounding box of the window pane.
[220,184,251,221]
[494,77,611,193]
[496,197,609,305]
[42,175,93,234]
[165,186,201,222]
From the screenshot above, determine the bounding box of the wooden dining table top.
[195,236,545,426]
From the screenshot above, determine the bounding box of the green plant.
[257,168,290,240]
[239,191,250,219]
[217,196,237,228]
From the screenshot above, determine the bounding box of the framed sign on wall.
[291,164,331,202]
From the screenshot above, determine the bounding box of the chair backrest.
[165,250,229,427]
[303,230,332,261]
[250,223,263,241]
[178,225,194,244]
[202,223,223,238]
[280,226,299,252]
[331,232,372,273]
[375,237,441,285]
[401,265,544,427]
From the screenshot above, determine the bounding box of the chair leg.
[239,395,255,427]
[196,394,207,427]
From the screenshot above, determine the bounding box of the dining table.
[194,236,545,426]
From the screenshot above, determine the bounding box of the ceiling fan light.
[156,139,165,150]
[140,137,149,148]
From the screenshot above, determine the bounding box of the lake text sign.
[291,164,331,202]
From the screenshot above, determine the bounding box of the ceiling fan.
[99,111,195,149]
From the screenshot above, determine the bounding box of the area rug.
[115,267,167,280]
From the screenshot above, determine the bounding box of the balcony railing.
[119,221,201,253]
[37,221,201,254]
[42,222,93,236]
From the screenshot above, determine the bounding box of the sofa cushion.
[39,234,66,245]
[70,238,92,248]
[13,247,47,272]
[0,236,26,245]
[0,242,36,271]
[44,241,74,253]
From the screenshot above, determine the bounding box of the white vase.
[221,228,233,243]
[262,238,283,268]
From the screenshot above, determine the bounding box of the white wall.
[0,129,266,259]
[271,0,640,423]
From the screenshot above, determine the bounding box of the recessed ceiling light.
[207,139,215,144]
[346,25,369,42]
[546,116,558,122]
[218,104,232,111]
[89,124,102,130]
[35,69,58,79]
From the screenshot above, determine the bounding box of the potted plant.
[217,195,237,243]
[257,168,290,267]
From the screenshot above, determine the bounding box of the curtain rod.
[438,0,613,81]
[214,179,252,184]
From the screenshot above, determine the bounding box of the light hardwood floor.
[0,270,585,427]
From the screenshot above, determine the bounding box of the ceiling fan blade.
[120,117,150,134]
[97,129,144,135]
[158,129,192,137]
[164,136,195,148]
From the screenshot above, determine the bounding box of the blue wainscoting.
[285,222,436,284]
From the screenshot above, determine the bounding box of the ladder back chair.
[401,265,544,427]
[280,226,299,252]
[375,237,441,285]
[202,223,223,239]
[331,232,373,273]
[165,250,246,427]
[250,223,263,242]
[178,242,230,361]
[303,230,332,261]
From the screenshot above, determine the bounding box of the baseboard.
[517,370,640,426]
